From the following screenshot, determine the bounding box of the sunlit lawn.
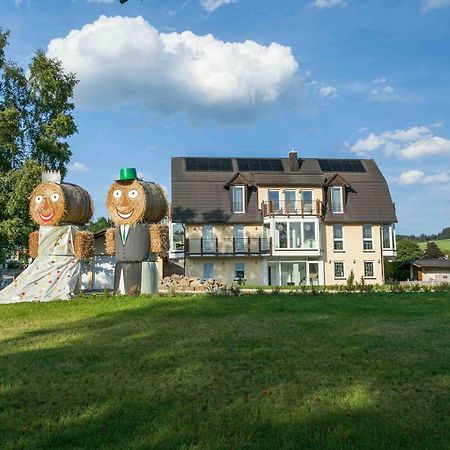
[1,292,450,449]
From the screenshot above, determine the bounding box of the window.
[234,225,245,253]
[301,190,313,213]
[364,261,375,278]
[363,225,373,251]
[330,186,344,213]
[289,222,302,248]
[203,263,214,280]
[232,186,245,213]
[303,222,316,248]
[334,261,345,279]
[275,221,318,250]
[284,190,296,213]
[202,225,214,253]
[268,190,280,212]
[333,225,344,251]
[171,223,185,252]
[235,263,245,280]
[382,224,395,250]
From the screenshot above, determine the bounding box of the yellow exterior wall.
[186,257,265,285]
[324,223,384,285]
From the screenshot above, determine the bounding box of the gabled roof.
[224,172,255,189]
[171,155,397,224]
[411,259,450,269]
[323,173,351,188]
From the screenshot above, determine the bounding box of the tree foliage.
[86,217,114,234]
[0,30,78,262]
[424,241,445,259]
[396,239,424,262]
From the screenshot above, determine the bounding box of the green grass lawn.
[418,239,450,253]
[1,293,450,450]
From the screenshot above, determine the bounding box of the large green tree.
[0,31,78,262]
[396,239,424,262]
[424,241,445,259]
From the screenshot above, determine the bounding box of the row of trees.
[0,30,78,262]
[397,226,450,243]
[397,239,445,261]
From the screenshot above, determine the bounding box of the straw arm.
[28,231,39,259]
[149,223,170,257]
[105,227,116,256]
[74,231,95,260]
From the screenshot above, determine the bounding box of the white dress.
[0,225,81,304]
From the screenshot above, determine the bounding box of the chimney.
[288,149,299,172]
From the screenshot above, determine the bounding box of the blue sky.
[2,0,450,234]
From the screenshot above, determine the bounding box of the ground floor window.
[203,262,214,280]
[235,262,245,281]
[334,261,345,279]
[364,261,375,278]
[268,260,322,286]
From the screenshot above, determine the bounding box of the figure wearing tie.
[105,168,169,295]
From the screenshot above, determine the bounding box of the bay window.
[274,220,317,249]
[382,224,395,250]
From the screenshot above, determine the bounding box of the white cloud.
[199,0,237,12]
[319,86,338,98]
[370,77,398,102]
[422,0,450,11]
[351,125,450,159]
[69,162,89,172]
[47,15,299,122]
[311,0,345,9]
[398,170,450,185]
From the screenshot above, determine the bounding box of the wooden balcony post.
[248,236,251,255]
[269,200,273,217]
[270,237,273,255]
[215,237,219,255]
[185,238,189,257]
[258,237,262,255]
[232,237,236,256]
[301,199,304,217]
[200,237,203,256]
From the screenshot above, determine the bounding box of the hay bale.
[106,180,168,226]
[74,231,95,260]
[149,224,169,256]
[30,182,93,226]
[105,228,116,255]
[28,231,39,259]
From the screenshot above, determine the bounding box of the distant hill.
[397,226,450,243]
[418,239,450,254]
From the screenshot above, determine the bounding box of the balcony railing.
[262,200,323,217]
[185,237,272,256]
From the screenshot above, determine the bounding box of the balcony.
[262,200,323,217]
[185,237,272,257]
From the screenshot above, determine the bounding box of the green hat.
[117,168,138,181]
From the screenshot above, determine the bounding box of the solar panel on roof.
[236,158,284,172]
[185,158,233,171]
[318,159,366,173]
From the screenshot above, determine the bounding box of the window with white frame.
[171,223,185,252]
[232,186,245,213]
[330,186,344,213]
[235,262,245,281]
[274,221,317,249]
[333,225,344,251]
[363,225,373,251]
[382,224,395,250]
[203,262,214,280]
[234,225,245,252]
[301,190,313,213]
[334,261,345,279]
[364,261,375,278]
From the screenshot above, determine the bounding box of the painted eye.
[35,195,43,204]
[113,189,122,199]
[51,193,60,203]
[128,189,139,199]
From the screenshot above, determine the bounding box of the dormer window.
[330,186,344,213]
[232,185,245,213]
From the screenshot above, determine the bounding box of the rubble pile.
[158,274,226,292]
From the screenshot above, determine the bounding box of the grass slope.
[1,293,450,449]
[418,239,450,253]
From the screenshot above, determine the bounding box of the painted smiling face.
[106,180,147,226]
[30,183,66,226]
